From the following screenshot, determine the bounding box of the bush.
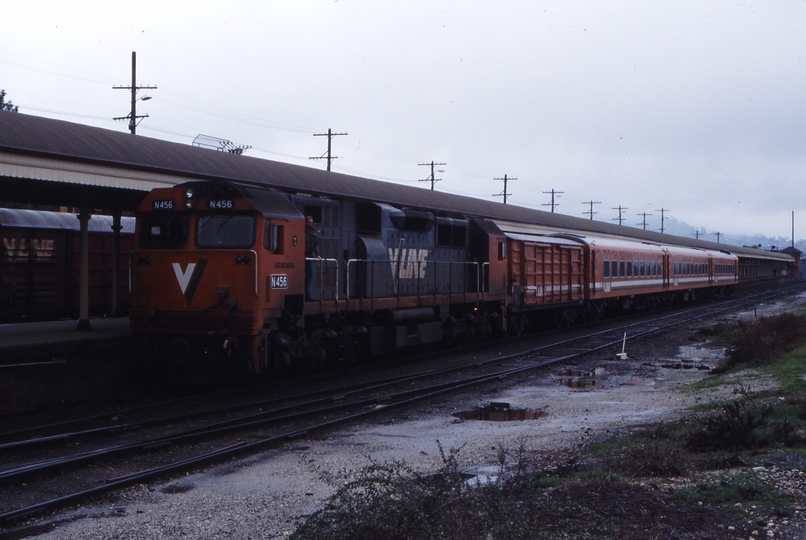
[717,313,806,370]
[292,449,474,540]
[684,384,806,452]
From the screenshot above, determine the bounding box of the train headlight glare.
[185,188,194,198]
[185,201,193,209]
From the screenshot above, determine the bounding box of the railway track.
[0,284,801,528]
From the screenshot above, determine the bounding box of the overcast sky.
[2,1,805,242]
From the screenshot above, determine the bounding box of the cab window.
[139,215,189,249]
[265,222,285,254]
[196,214,255,248]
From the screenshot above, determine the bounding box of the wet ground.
[15,292,806,539]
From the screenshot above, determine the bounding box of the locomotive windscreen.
[139,215,189,249]
[196,214,255,248]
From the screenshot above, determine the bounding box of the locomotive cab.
[130,181,304,375]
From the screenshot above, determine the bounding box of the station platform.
[0,317,131,365]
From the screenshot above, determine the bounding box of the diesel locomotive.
[129,179,743,376]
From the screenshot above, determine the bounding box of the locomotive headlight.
[184,188,195,209]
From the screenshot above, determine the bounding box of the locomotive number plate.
[208,199,234,210]
[152,200,175,210]
[269,274,288,289]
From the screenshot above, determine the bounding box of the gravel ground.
[13,299,806,539]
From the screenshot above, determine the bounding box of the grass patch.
[687,371,738,392]
[760,345,806,390]
[675,471,793,516]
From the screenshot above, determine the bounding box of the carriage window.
[626,261,632,277]
[619,261,625,277]
[265,222,284,254]
[611,261,618,278]
[139,215,189,249]
[197,214,255,248]
[603,260,610,278]
[498,240,506,260]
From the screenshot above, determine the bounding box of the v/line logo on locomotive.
[172,260,208,306]
[2,237,55,262]
[388,247,429,279]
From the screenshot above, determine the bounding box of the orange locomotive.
[130,180,739,376]
[130,181,510,375]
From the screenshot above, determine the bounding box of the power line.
[112,52,157,135]
[542,189,563,213]
[310,128,348,171]
[418,161,446,191]
[611,205,628,225]
[493,174,516,204]
[581,200,601,220]
[656,208,670,234]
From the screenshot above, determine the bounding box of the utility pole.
[542,189,563,213]
[493,174,516,204]
[310,128,347,171]
[713,232,722,244]
[637,212,653,231]
[611,205,628,225]
[418,161,446,191]
[113,51,157,134]
[692,230,701,240]
[656,208,670,234]
[581,200,601,220]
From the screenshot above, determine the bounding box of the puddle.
[461,466,500,486]
[554,368,640,389]
[677,344,724,361]
[660,343,724,370]
[452,402,544,421]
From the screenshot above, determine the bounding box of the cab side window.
[265,222,285,254]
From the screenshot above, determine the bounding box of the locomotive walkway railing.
[343,259,485,302]
[306,257,340,301]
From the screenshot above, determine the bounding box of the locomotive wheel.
[273,351,291,375]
